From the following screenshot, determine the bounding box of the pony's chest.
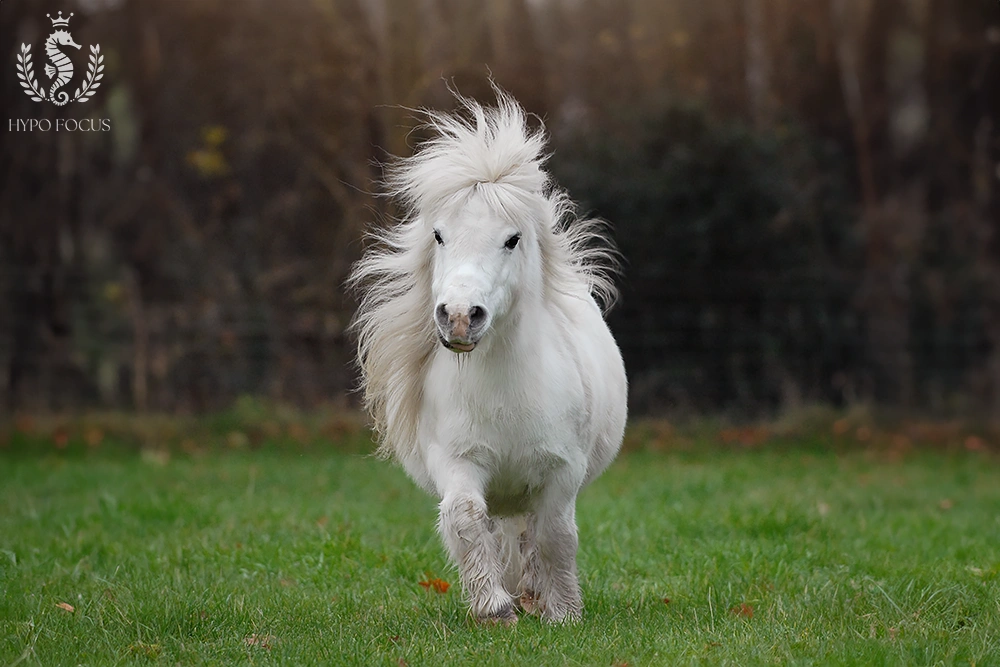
[467,440,562,516]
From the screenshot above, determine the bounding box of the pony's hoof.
[541,607,582,624]
[519,591,541,616]
[477,603,518,626]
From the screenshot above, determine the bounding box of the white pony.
[349,89,627,624]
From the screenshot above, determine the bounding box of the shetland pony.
[349,89,627,623]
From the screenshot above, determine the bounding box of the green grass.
[2,438,1000,665]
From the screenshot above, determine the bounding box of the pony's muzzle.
[435,303,488,353]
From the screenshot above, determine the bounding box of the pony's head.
[349,86,619,456]
[427,179,547,354]
[388,90,556,354]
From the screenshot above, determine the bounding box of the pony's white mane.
[349,88,619,459]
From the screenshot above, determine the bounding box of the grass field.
[2,426,1000,666]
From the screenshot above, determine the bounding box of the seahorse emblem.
[16,11,105,105]
[44,13,82,106]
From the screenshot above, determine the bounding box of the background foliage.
[2,0,999,415]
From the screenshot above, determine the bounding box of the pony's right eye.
[433,230,444,245]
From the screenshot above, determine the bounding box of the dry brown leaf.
[418,575,450,593]
[56,602,75,612]
[245,634,276,649]
[127,642,162,658]
[53,428,70,449]
[15,415,35,433]
[965,435,987,451]
[287,423,309,443]
[85,427,104,448]
[890,434,912,451]
[730,603,753,618]
[140,449,170,466]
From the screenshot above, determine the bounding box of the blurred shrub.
[551,98,862,413]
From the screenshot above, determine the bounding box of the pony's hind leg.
[516,514,543,615]
[438,491,516,624]
[496,516,526,597]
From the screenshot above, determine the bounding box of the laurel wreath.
[15,43,104,104]
[16,44,45,102]
[73,45,104,103]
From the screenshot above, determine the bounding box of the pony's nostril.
[469,305,487,328]
[435,303,449,328]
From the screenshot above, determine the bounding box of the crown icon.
[47,11,73,28]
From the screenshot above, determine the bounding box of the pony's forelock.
[349,87,620,459]
[385,88,549,212]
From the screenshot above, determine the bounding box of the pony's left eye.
[433,230,444,245]
[504,233,521,250]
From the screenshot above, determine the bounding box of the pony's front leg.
[438,489,517,624]
[528,490,583,623]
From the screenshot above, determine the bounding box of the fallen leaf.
[965,435,987,451]
[418,574,450,593]
[140,449,170,466]
[397,659,408,667]
[85,427,104,448]
[56,602,75,612]
[966,565,997,578]
[719,426,769,447]
[730,603,753,618]
[888,626,899,640]
[287,423,309,443]
[245,634,276,649]
[127,642,162,658]
[14,415,35,433]
[662,597,671,605]
[53,428,69,449]
[890,434,911,451]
